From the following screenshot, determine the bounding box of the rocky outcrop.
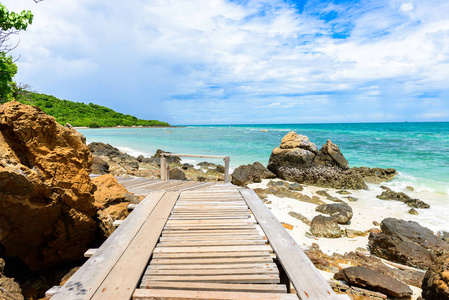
[376,186,430,208]
[0,258,24,300]
[231,162,276,186]
[310,215,342,238]
[315,202,353,224]
[352,167,397,183]
[421,253,449,299]
[0,101,97,271]
[92,174,141,238]
[306,245,425,288]
[89,143,165,178]
[267,132,367,189]
[334,266,413,298]
[369,218,449,269]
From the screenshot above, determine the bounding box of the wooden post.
[160,155,167,181]
[224,156,230,184]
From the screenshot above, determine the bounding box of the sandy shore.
[247,179,429,299]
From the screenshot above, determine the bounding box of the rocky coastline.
[0,102,447,299]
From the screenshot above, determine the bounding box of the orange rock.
[282,223,294,230]
[0,101,96,271]
[92,174,141,238]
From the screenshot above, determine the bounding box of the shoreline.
[74,125,185,129]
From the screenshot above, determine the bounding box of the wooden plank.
[152,251,271,259]
[147,267,279,276]
[143,274,280,284]
[159,235,263,242]
[154,245,273,253]
[147,263,277,270]
[120,177,152,188]
[150,256,273,265]
[133,289,298,299]
[138,282,287,293]
[163,226,257,231]
[166,219,253,225]
[51,191,166,300]
[161,229,260,236]
[169,215,250,220]
[91,192,180,300]
[176,182,216,192]
[240,189,339,300]
[158,240,267,247]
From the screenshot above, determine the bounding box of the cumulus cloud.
[4,0,449,124]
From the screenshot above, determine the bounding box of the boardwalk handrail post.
[160,154,167,181]
[223,156,230,184]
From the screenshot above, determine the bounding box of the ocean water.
[80,122,449,195]
[80,122,449,233]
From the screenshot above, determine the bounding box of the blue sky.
[4,0,449,125]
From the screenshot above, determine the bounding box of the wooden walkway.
[51,178,345,300]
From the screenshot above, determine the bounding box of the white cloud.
[400,3,414,12]
[3,0,449,124]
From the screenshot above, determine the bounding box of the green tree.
[0,2,35,103]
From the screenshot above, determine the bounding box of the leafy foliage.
[0,2,34,102]
[0,52,17,101]
[15,91,170,127]
[0,3,33,32]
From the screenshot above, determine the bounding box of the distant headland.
[13,91,170,128]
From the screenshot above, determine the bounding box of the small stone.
[346,196,358,202]
[169,168,187,180]
[288,211,311,225]
[282,223,294,230]
[346,229,367,238]
[368,228,382,234]
[316,190,331,197]
[311,196,326,205]
[408,208,419,215]
[405,186,414,191]
[267,180,288,189]
[182,163,193,170]
[316,202,353,224]
[288,182,303,191]
[327,196,343,202]
[310,215,342,238]
[373,221,380,226]
[337,190,351,195]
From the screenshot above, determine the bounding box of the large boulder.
[0,101,96,271]
[315,202,353,224]
[231,161,276,186]
[369,218,449,269]
[267,132,367,189]
[421,253,449,299]
[92,174,141,238]
[334,266,413,298]
[310,215,342,238]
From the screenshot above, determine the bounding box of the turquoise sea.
[80,122,449,195]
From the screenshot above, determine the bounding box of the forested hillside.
[15,92,170,128]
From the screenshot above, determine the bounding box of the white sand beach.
[247,179,439,299]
